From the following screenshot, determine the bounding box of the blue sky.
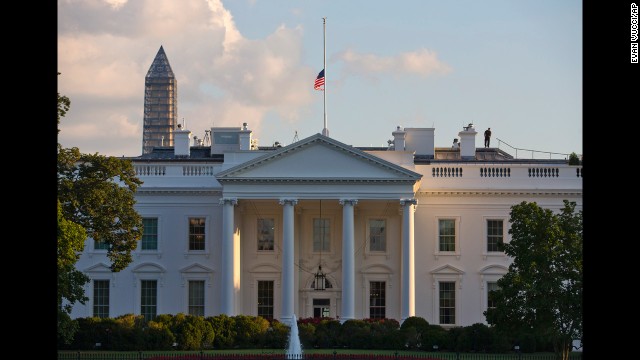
[58,0,582,158]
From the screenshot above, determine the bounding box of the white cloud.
[336,48,452,78]
[105,0,128,10]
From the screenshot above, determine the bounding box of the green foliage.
[57,200,89,343]
[399,316,429,350]
[160,313,215,350]
[69,317,109,350]
[368,318,402,349]
[233,315,270,348]
[297,321,316,349]
[444,326,464,351]
[145,321,176,350]
[340,319,372,349]
[568,152,580,165]
[57,73,70,134]
[313,318,341,348]
[57,146,143,271]
[206,314,236,349]
[454,323,493,352]
[485,200,582,360]
[424,324,451,351]
[57,310,79,347]
[107,314,145,350]
[263,319,289,349]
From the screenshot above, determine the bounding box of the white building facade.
[70,124,583,328]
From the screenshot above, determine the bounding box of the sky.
[58,0,582,159]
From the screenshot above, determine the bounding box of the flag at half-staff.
[314,69,325,91]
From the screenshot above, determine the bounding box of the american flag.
[314,69,325,91]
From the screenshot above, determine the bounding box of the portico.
[216,134,422,324]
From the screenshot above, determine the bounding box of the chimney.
[458,123,477,160]
[392,126,406,151]
[174,123,191,157]
[405,127,435,158]
[239,122,253,150]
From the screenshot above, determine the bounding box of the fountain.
[285,314,303,358]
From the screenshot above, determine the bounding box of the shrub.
[262,319,289,349]
[233,315,270,348]
[206,314,236,349]
[455,323,493,352]
[297,321,316,349]
[568,152,580,165]
[144,321,176,350]
[368,318,402,350]
[423,324,450,351]
[399,316,429,350]
[314,318,341,348]
[340,319,372,349]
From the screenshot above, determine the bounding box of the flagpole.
[322,17,329,137]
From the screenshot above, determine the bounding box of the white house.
[69,121,582,329]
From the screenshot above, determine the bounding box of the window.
[189,217,206,250]
[311,277,333,289]
[369,281,386,319]
[487,220,504,252]
[369,219,386,252]
[439,219,456,252]
[487,282,499,310]
[213,132,239,145]
[313,218,331,252]
[257,218,275,251]
[313,299,330,318]
[188,280,205,316]
[142,218,158,250]
[439,281,456,324]
[257,280,274,320]
[141,280,157,321]
[94,240,109,250]
[93,280,109,318]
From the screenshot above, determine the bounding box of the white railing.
[135,165,166,176]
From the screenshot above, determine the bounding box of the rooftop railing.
[495,138,581,160]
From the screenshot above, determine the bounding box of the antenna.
[182,117,186,129]
[292,130,299,143]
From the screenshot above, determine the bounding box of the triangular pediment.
[84,262,112,273]
[180,263,214,273]
[217,134,421,183]
[430,264,465,275]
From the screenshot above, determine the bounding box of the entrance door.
[313,298,330,318]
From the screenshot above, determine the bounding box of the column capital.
[400,198,418,206]
[219,197,238,206]
[339,199,358,206]
[279,198,298,206]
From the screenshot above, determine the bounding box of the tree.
[57,200,89,345]
[57,79,143,343]
[568,152,580,165]
[484,200,582,360]
[57,147,143,270]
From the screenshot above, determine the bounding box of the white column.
[339,198,357,323]
[219,197,238,315]
[400,198,417,323]
[279,198,298,326]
